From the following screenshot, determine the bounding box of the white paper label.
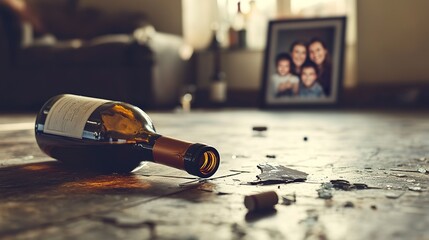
[43,95,109,139]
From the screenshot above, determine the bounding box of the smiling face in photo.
[277,59,291,76]
[291,44,307,68]
[309,41,327,66]
[301,67,318,88]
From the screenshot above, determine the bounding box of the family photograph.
[262,17,346,107]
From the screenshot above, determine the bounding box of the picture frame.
[260,17,346,108]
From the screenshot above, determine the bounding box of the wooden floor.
[0,110,428,240]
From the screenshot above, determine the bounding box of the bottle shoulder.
[95,102,157,141]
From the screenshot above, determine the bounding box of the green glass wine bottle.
[35,94,220,178]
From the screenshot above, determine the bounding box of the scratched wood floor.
[0,110,428,240]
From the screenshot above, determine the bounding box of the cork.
[244,191,279,212]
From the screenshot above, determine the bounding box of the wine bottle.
[209,29,227,105]
[230,1,246,48]
[35,94,220,178]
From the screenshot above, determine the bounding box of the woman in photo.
[289,40,308,75]
[308,38,332,96]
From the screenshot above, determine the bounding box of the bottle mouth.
[198,150,219,176]
[184,144,220,178]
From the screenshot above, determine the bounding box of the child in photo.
[299,61,326,98]
[271,53,299,97]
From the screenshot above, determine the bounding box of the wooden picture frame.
[260,17,347,108]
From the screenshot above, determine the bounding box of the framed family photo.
[260,17,346,108]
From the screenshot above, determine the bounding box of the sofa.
[0,1,190,111]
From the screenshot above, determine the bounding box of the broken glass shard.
[317,188,333,199]
[408,186,423,192]
[317,182,334,199]
[251,164,308,185]
[385,192,404,199]
[330,179,368,191]
[281,193,296,205]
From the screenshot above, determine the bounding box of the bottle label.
[43,95,109,139]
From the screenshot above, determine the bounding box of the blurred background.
[0,0,428,111]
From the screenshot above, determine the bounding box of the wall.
[196,50,263,91]
[182,0,217,50]
[357,0,429,85]
[80,0,183,35]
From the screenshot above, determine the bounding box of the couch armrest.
[147,31,191,107]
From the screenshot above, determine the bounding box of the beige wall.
[196,50,263,91]
[80,0,183,35]
[182,0,217,50]
[357,0,429,85]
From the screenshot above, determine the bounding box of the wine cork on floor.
[244,191,279,212]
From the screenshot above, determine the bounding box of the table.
[0,110,428,240]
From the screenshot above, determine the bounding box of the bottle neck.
[150,136,220,178]
[152,136,193,170]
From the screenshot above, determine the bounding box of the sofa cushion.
[26,0,147,40]
[15,34,153,67]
